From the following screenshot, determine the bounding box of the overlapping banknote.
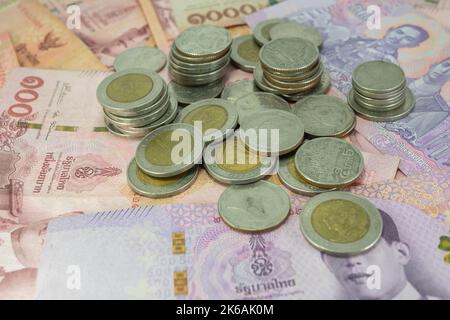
[246,0,450,175]
[40,0,154,68]
[0,0,105,70]
[138,0,281,49]
[0,170,447,299]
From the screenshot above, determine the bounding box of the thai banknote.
[40,0,154,68]
[0,0,105,70]
[411,0,450,9]
[0,32,19,89]
[29,170,450,300]
[246,0,450,175]
[138,0,278,49]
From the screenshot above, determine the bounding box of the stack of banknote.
[0,0,449,300]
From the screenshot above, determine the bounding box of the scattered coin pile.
[168,25,232,87]
[348,60,415,122]
[94,20,418,256]
[97,68,178,138]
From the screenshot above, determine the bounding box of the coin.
[169,49,230,73]
[300,192,383,255]
[278,156,334,196]
[171,45,230,64]
[203,134,277,185]
[348,88,415,122]
[253,18,286,46]
[169,79,224,105]
[269,21,323,47]
[292,95,356,137]
[235,92,291,124]
[218,180,291,232]
[352,60,406,94]
[135,123,203,178]
[97,69,165,116]
[175,98,238,143]
[254,63,283,94]
[169,62,229,86]
[231,35,260,72]
[264,61,321,82]
[221,80,260,102]
[116,95,179,136]
[127,159,199,198]
[260,37,319,74]
[114,47,167,73]
[104,117,142,139]
[174,25,232,58]
[263,64,323,92]
[282,70,331,101]
[239,110,305,156]
[353,87,405,110]
[295,138,364,188]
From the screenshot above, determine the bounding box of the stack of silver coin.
[348,61,415,122]
[97,68,178,138]
[255,37,329,101]
[168,25,232,87]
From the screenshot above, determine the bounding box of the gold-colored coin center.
[136,166,178,187]
[311,199,370,244]
[238,39,260,63]
[145,130,194,166]
[217,138,261,172]
[106,74,153,103]
[182,105,228,133]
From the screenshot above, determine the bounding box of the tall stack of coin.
[348,60,415,122]
[97,68,178,138]
[168,25,232,87]
[255,37,328,101]
[127,123,204,198]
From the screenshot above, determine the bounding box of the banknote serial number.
[176,304,274,317]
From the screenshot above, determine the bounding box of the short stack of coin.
[169,25,232,86]
[97,68,178,138]
[256,37,327,101]
[127,123,204,198]
[348,60,416,122]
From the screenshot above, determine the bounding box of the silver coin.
[114,47,167,73]
[282,70,331,102]
[235,92,291,124]
[218,180,291,232]
[221,80,260,102]
[278,156,334,196]
[269,21,323,47]
[169,62,229,86]
[260,37,319,74]
[348,88,416,122]
[292,95,356,137]
[352,61,406,94]
[104,117,143,139]
[169,49,230,74]
[254,62,284,94]
[169,79,224,105]
[174,25,232,58]
[253,18,286,46]
[239,110,305,156]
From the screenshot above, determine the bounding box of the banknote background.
[0,0,448,300]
